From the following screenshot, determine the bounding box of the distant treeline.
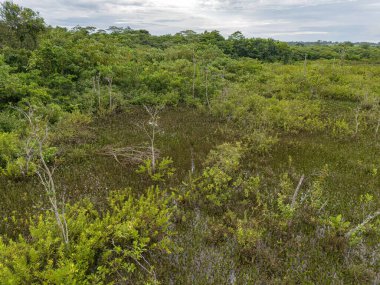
[1,1,380,110]
[1,1,379,65]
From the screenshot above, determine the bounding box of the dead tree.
[303,54,308,78]
[139,105,163,173]
[291,174,305,208]
[205,66,210,110]
[373,102,380,137]
[190,145,195,174]
[192,49,196,99]
[18,106,69,244]
[100,106,162,169]
[345,210,380,239]
[105,76,113,110]
[99,145,159,166]
[13,106,36,177]
[22,135,35,176]
[35,126,69,244]
[92,72,101,109]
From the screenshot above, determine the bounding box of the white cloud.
[14,0,380,42]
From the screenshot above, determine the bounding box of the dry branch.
[99,145,160,165]
[345,210,380,239]
[291,174,305,208]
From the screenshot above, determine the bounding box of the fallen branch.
[99,145,160,165]
[345,210,380,238]
[291,175,305,208]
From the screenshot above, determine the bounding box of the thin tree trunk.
[92,76,96,94]
[345,210,380,238]
[205,67,210,109]
[107,77,113,110]
[354,107,360,135]
[97,73,101,109]
[17,106,69,244]
[36,137,69,244]
[143,105,161,174]
[151,126,155,173]
[303,54,307,77]
[190,145,195,173]
[192,50,196,99]
[291,175,305,208]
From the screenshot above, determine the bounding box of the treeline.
[2,8,380,66]
[1,1,380,112]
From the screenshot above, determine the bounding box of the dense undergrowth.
[0,1,379,284]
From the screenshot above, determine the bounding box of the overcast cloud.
[14,0,380,42]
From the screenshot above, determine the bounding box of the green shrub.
[137,157,176,182]
[0,187,176,284]
[196,143,244,207]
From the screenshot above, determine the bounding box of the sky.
[15,0,380,42]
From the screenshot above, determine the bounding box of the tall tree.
[0,1,45,49]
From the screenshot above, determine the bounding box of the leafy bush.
[0,187,176,284]
[137,157,176,182]
[0,132,25,177]
[0,111,19,132]
[53,111,93,144]
[196,143,244,207]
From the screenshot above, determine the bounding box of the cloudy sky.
[15,0,380,42]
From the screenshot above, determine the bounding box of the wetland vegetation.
[0,1,379,284]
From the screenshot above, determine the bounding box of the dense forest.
[0,1,379,284]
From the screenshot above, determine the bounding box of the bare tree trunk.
[17,106,69,244]
[142,105,162,174]
[345,210,380,239]
[192,50,196,99]
[205,67,210,110]
[354,107,361,135]
[106,77,113,110]
[97,73,101,109]
[151,123,156,173]
[190,145,195,173]
[291,175,305,208]
[36,127,69,244]
[92,76,96,94]
[23,137,34,176]
[303,54,307,78]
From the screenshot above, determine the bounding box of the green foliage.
[53,111,92,144]
[197,143,244,206]
[327,214,351,232]
[331,118,353,137]
[204,142,243,173]
[0,129,46,178]
[244,130,279,154]
[137,157,176,182]
[0,1,45,50]
[0,3,379,283]
[212,86,325,134]
[0,187,175,284]
[0,111,19,132]
[236,217,264,256]
[0,131,21,175]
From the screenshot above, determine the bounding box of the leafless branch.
[345,210,380,239]
[291,175,305,208]
[99,145,160,165]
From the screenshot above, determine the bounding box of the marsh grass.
[0,104,378,283]
[0,107,229,235]
[1,105,379,226]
